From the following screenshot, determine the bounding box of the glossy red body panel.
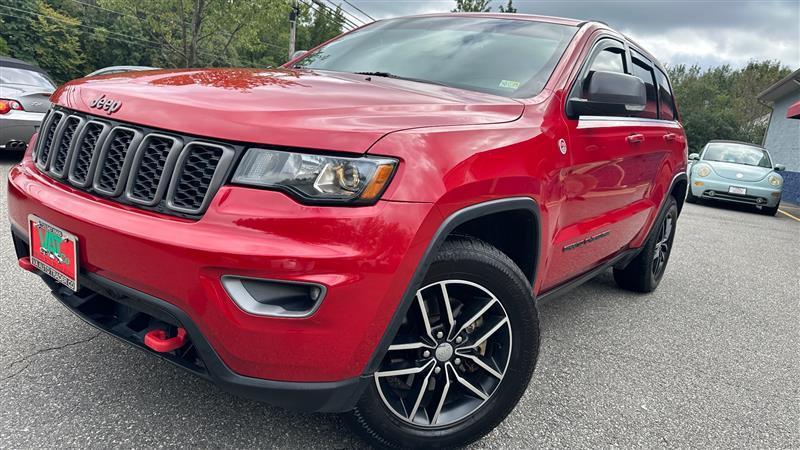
[7,16,687,384]
[54,69,522,154]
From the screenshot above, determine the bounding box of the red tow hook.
[144,327,187,353]
[18,256,37,273]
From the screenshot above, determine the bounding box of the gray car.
[0,57,55,152]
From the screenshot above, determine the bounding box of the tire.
[685,186,698,204]
[345,238,539,449]
[759,205,779,216]
[613,196,678,293]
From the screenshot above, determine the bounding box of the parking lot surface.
[1,153,798,449]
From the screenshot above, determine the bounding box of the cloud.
[346,0,800,68]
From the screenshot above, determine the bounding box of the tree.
[99,0,282,68]
[668,61,790,152]
[452,0,492,12]
[499,0,517,13]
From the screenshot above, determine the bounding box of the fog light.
[221,276,326,318]
[693,181,704,187]
[771,192,781,197]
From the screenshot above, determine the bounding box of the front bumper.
[8,157,439,388]
[11,233,367,412]
[690,177,781,207]
[0,110,45,148]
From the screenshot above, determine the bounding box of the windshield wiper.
[354,71,449,87]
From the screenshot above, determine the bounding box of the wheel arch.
[363,197,541,375]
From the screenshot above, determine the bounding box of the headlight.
[696,164,711,177]
[768,175,782,187]
[232,148,398,205]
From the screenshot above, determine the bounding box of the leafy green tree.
[668,62,790,152]
[452,0,492,12]
[499,0,517,13]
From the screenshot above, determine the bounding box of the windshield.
[702,142,772,168]
[293,17,577,98]
[0,66,55,89]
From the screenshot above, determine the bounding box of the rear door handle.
[663,133,676,142]
[626,133,645,144]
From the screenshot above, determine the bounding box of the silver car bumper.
[0,110,46,149]
[691,178,782,207]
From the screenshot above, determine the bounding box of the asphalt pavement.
[1,152,798,449]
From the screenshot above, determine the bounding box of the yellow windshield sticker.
[499,80,521,90]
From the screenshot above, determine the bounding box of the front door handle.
[663,133,676,142]
[626,133,645,144]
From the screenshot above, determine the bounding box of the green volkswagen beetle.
[687,140,785,215]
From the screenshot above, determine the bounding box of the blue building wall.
[763,90,800,204]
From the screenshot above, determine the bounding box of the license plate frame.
[28,215,79,291]
[728,186,747,195]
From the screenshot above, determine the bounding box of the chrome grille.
[35,107,235,218]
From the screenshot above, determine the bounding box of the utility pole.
[288,0,299,60]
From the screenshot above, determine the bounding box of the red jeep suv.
[8,13,687,448]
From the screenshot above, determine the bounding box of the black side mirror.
[774,164,786,172]
[689,153,700,161]
[567,71,647,118]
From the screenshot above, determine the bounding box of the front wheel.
[759,204,779,216]
[613,196,678,293]
[345,239,539,449]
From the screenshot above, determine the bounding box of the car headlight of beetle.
[696,164,711,177]
[768,175,782,187]
[232,148,398,205]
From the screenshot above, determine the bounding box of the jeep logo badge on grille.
[89,94,121,115]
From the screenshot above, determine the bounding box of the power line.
[323,0,366,26]
[341,0,375,22]
[301,0,355,31]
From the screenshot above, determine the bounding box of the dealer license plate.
[728,186,747,195]
[28,215,79,291]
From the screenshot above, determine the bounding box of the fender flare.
[363,197,542,375]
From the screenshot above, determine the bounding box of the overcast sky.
[344,0,800,69]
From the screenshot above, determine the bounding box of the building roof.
[758,67,800,103]
[788,100,800,119]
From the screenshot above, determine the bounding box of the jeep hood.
[707,161,773,182]
[52,68,524,154]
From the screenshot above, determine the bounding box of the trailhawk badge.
[89,94,121,115]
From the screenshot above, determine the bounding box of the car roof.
[706,140,766,149]
[0,56,48,74]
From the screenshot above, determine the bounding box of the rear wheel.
[613,196,678,293]
[345,239,539,449]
